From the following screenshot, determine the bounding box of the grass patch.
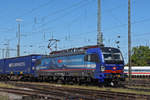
[0,82,15,88]
[0,96,9,100]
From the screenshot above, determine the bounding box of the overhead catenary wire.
[23,0,130,33]
[18,0,55,18]
[14,1,138,38]
[21,0,87,30]
[24,0,92,37]
[41,0,85,20]
[12,0,89,39]
[0,0,55,33]
[103,16,150,32]
[35,0,139,38]
[37,0,91,30]
[28,15,150,40]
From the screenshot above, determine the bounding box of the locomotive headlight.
[101,66,105,72]
[113,67,117,70]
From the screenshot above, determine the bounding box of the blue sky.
[0,0,150,63]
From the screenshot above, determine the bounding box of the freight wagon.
[0,54,43,80]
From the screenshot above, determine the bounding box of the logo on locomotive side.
[58,59,62,63]
[9,62,25,67]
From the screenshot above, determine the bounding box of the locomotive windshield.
[103,53,122,60]
[101,47,124,64]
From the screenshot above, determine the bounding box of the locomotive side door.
[84,53,99,69]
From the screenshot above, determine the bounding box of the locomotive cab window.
[84,54,99,63]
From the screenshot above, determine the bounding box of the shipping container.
[0,60,4,74]
[2,54,43,76]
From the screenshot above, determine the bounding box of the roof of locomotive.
[50,45,100,54]
[49,45,120,56]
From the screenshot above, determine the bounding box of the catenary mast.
[128,0,132,81]
[97,0,103,45]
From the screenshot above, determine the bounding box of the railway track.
[124,80,150,87]
[0,86,91,100]
[1,81,150,100]
[122,82,150,93]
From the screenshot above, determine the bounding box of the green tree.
[131,46,150,66]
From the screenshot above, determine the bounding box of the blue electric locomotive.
[36,45,125,86]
